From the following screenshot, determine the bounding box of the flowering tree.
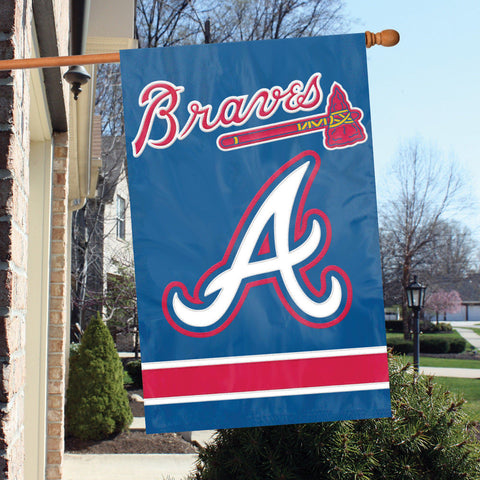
[425,289,462,324]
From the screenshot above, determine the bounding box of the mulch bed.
[65,388,198,454]
[128,389,145,417]
[65,430,198,454]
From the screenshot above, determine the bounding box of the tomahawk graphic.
[217,82,367,151]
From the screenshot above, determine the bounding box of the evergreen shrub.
[125,360,143,389]
[192,355,480,480]
[66,313,133,440]
[387,334,466,354]
[420,336,450,354]
[387,337,413,354]
[123,370,133,386]
[385,320,404,332]
[69,342,80,359]
[448,337,467,353]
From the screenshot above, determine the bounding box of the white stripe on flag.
[143,381,390,406]
[142,345,388,370]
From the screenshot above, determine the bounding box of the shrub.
[385,320,403,333]
[433,322,453,333]
[69,342,80,359]
[449,338,467,354]
[125,360,143,389]
[420,333,466,354]
[66,313,133,440]
[387,333,466,355]
[123,370,133,386]
[192,355,480,480]
[424,321,453,333]
[387,337,413,354]
[420,336,450,354]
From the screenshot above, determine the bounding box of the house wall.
[427,305,480,323]
[89,0,135,39]
[1,0,135,476]
[31,0,71,474]
[103,169,133,269]
[0,0,72,478]
[25,137,52,479]
[0,2,32,478]
[46,133,70,480]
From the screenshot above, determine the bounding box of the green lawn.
[472,328,480,337]
[430,377,480,421]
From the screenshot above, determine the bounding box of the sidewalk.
[63,453,198,480]
[419,366,480,378]
[452,325,480,350]
[63,432,215,480]
[64,428,214,480]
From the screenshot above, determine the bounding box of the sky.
[344,0,480,241]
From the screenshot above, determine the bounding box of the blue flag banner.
[120,33,391,434]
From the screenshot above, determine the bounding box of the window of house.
[116,195,126,240]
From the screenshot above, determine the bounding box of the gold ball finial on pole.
[365,29,400,48]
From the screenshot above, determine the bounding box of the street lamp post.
[406,275,426,375]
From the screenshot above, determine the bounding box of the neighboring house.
[101,137,134,279]
[102,137,136,351]
[71,134,136,350]
[0,1,135,478]
[435,273,480,322]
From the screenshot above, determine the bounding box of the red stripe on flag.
[142,353,388,400]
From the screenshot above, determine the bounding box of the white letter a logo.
[162,150,352,337]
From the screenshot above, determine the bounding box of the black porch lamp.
[406,275,426,375]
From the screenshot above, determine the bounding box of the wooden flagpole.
[0,52,120,71]
[0,30,399,71]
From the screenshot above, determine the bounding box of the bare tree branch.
[379,139,473,338]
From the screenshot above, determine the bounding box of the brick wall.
[46,134,69,480]
[0,0,31,478]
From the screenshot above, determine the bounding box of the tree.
[104,256,139,358]
[425,289,462,324]
[381,219,475,320]
[423,220,476,289]
[135,0,349,47]
[193,355,480,479]
[198,0,349,43]
[70,135,130,337]
[379,140,467,338]
[65,313,132,440]
[136,0,200,47]
[71,196,106,337]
